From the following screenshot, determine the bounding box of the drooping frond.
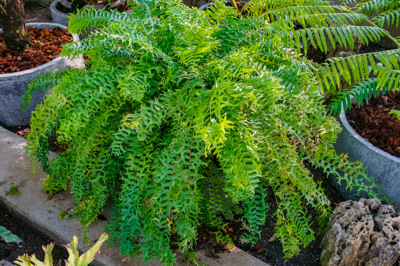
[374,8,400,28]
[328,78,388,115]
[318,48,400,91]
[245,0,330,17]
[262,5,338,20]
[271,12,368,31]
[355,0,397,13]
[278,26,387,55]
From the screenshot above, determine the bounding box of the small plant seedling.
[33,40,44,45]
[7,183,21,196]
[58,210,73,220]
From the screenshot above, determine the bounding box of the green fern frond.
[318,48,400,91]
[374,8,400,27]
[389,109,400,119]
[356,0,397,13]
[68,8,135,34]
[246,0,330,17]
[263,5,338,21]
[328,78,386,115]
[279,26,387,55]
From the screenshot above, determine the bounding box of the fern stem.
[230,0,239,13]
[363,19,400,47]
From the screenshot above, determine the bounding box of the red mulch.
[0,27,72,74]
[347,91,400,157]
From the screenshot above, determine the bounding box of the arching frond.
[279,26,387,55]
[271,12,368,31]
[355,0,397,13]
[245,0,331,17]
[261,5,338,21]
[318,48,400,91]
[374,7,400,28]
[328,78,387,115]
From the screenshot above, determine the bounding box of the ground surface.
[2,4,395,266]
[0,203,69,265]
[24,2,53,23]
[191,161,344,266]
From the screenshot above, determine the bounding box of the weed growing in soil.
[24,0,389,264]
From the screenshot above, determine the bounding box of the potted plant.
[50,0,128,27]
[210,0,400,205]
[23,0,387,264]
[0,0,83,127]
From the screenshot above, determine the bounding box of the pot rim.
[58,0,126,11]
[339,102,400,164]
[0,22,78,78]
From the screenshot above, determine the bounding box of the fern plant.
[24,0,388,264]
[242,0,400,115]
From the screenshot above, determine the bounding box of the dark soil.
[0,203,69,265]
[5,125,346,265]
[0,27,72,74]
[347,92,400,157]
[193,161,344,266]
[24,2,52,23]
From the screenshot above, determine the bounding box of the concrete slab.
[0,126,270,266]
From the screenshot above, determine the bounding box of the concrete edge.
[0,126,271,266]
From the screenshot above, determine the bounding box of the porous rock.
[320,198,400,266]
[0,261,15,266]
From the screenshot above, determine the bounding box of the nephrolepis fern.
[24,0,388,265]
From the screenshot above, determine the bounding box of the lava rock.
[0,261,15,266]
[320,198,400,266]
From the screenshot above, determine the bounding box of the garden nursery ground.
[4,0,400,265]
[4,124,344,266]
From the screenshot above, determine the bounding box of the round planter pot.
[50,0,70,26]
[0,23,84,127]
[51,0,129,27]
[332,104,400,206]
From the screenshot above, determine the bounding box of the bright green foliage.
[14,233,108,266]
[243,0,400,114]
[389,109,400,119]
[7,182,21,196]
[0,226,19,243]
[25,0,388,264]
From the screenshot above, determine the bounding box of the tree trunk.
[0,0,30,51]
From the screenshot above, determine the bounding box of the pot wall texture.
[0,23,83,127]
[332,107,400,206]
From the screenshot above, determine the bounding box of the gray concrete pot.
[50,0,70,26]
[332,103,400,206]
[51,0,129,27]
[0,23,84,127]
